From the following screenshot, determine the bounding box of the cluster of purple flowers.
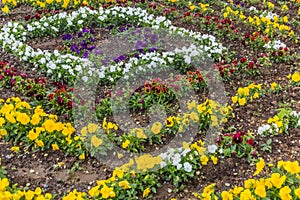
[62,28,96,58]
[61,27,160,65]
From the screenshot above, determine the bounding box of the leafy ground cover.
[0,0,300,199]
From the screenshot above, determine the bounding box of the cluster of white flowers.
[168,26,225,56]
[159,147,193,172]
[257,124,272,135]
[260,11,278,21]
[263,40,286,50]
[84,43,216,83]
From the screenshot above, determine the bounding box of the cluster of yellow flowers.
[267,115,284,131]
[187,99,232,127]
[188,1,212,13]
[231,83,262,106]
[195,160,300,200]
[87,167,132,198]
[0,178,53,199]
[62,189,87,200]
[222,5,294,36]
[1,0,87,13]
[248,15,292,36]
[1,0,17,13]
[0,97,85,158]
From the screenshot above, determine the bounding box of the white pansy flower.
[82,76,88,82]
[183,162,192,172]
[207,145,218,154]
[176,164,182,170]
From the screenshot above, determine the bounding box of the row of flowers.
[195,159,300,199]
[1,0,138,14]
[0,69,298,198]
[1,102,298,199]
[221,2,298,39]
[0,6,225,84]
[231,69,300,107]
[257,109,300,136]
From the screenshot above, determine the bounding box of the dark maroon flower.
[0,75,4,80]
[232,132,243,144]
[47,93,54,101]
[35,94,43,101]
[34,14,41,20]
[196,12,203,17]
[25,15,31,21]
[271,52,276,57]
[67,101,73,110]
[4,69,11,76]
[56,81,64,89]
[244,33,250,38]
[205,21,210,25]
[57,96,64,106]
[240,57,247,63]
[232,59,238,66]
[277,51,283,57]
[225,18,231,24]
[26,92,33,97]
[231,152,236,158]
[218,66,224,72]
[25,85,32,90]
[246,138,254,147]
[248,61,255,69]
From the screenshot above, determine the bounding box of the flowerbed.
[0,0,300,199]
